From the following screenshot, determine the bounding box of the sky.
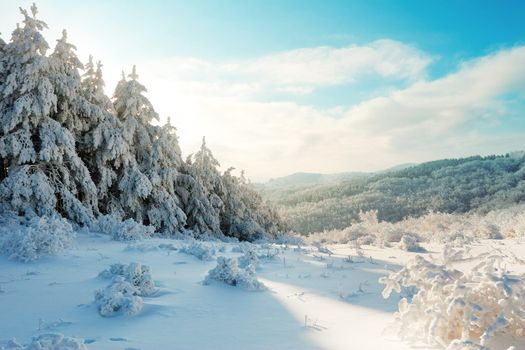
[1,0,525,181]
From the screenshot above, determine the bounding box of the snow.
[2,230,524,349]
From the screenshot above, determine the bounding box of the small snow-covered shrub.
[94,276,143,317]
[272,232,304,245]
[204,257,266,291]
[28,334,87,350]
[180,241,216,261]
[0,215,74,262]
[0,333,88,350]
[98,262,156,296]
[113,219,155,241]
[476,222,502,240]
[380,227,405,243]
[257,246,280,261]
[90,214,122,235]
[231,241,253,253]
[398,234,425,252]
[238,249,259,270]
[91,215,154,241]
[380,253,525,348]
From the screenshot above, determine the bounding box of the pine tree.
[109,67,154,223]
[0,33,6,181]
[179,155,222,236]
[113,66,157,165]
[143,119,186,234]
[0,4,96,224]
[50,30,88,134]
[79,56,128,216]
[180,138,224,236]
[220,169,281,240]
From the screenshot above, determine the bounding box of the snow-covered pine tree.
[193,137,225,209]
[50,30,88,134]
[220,168,284,240]
[0,33,6,181]
[181,138,224,236]
[79,57,129,217]
[0,4,96,224]
[220,167,251,238]
[110,67,154,223]
[143,119,187,234]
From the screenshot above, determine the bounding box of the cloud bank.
[121,42,525,181]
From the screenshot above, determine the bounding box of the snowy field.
[1,231,524,350]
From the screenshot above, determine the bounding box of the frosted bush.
[440,231,475,247]
[380,253,525,348]
[114,219,155,241]
[0,333,88,350]
[29,334,87,350]
[380,227,406,243]
[356,234,376,246]
[238,249,259,270]
[398,234,425,252]
[98,262,156,296]
[0,215,74,262]
[91,215,154,241]
[272,233,304,245]
[475,222,502,240]
[257,246,280,261]
[231,241,255,253]
[180,241,216,261]
[90,214,122,235]
[94,276,143,317]
[204,257,266,291]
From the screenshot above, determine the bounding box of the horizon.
[1,1,525,181]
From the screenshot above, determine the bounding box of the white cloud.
[132,44,525,181]
[140,39,432,96]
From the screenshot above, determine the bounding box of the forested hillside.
[260,152,525,233]
[0,5,285,242]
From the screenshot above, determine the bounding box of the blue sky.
[1,1,525,180]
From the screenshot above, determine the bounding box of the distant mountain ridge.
[258,152,525,234]
[262,163,417,188]
[264,171,368,188]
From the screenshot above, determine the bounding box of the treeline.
[0,5,285,241]
[260,153,525,233]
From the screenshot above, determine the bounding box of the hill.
[259,153,525,233]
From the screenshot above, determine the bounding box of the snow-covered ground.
[1,232,524,350]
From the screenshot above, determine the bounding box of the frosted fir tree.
[113,66,157,165]
[180,138,224,236]
[49,30,90,134]
[111,67,187,234]
[79,57,129,216]
[142,119,187,234]
[0,33,5,180]
[0,32,5,51]
[220,167,250,237]
[110,67,155,223]
[220,168,283,240]
[0,4,97,224]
